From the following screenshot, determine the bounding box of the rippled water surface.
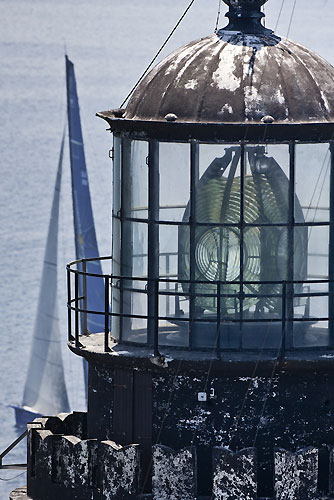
[0,0,332,496]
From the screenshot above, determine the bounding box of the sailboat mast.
[65,55,105,336]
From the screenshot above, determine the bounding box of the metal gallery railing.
[66,256,334,359]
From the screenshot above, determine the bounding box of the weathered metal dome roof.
[125,2,334,125]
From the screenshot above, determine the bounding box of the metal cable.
[286,0,297,39]
[0,471,26,482]
[120,0,196,109]
[138,349,186,499]
[214,0,222,33]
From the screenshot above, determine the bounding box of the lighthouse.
[13,1,334,498]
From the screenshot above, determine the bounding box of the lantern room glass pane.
[293,144,331,348]
[198,144,241,224]
[295,143,330,223]
[111,137,332,352]
[131,141,148,219]
[307,225,329,280]
[292,225,329,348]
[112,139,149,343]
[159,143,190,222]
[159,224,189,347]
[293,284,329,348]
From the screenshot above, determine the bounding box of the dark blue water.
[0,0,332,496]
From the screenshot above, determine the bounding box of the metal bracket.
[0,429,27,471]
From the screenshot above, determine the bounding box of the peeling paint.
[185,79,198,90]
[212,45,241,92]
[126,31,334,124]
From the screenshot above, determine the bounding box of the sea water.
[0,0,332,497]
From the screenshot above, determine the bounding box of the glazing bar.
[287,142,295,350]
[216,281,222,358]
[329,142,334,347]
[148,140,160,349]
[239,143,245,349]
[120,138,133,340]
[189,141,199,350]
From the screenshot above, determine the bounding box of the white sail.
[22,131,70,416]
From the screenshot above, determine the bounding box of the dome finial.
[222,0,271,34]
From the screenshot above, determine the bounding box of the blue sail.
[66,55,105,335]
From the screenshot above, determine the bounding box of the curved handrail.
[66,256,334,357]
[67,257,330,287]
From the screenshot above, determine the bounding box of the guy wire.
[120,0,196,109]
[214,0,222,33]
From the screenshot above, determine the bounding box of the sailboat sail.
[65,55,105,335]
[22,131,70,417]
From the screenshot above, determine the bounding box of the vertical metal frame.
[75,272,79,347]
[148,140,160,351]
[239,143,245,349]
[112,136,122,340]
[67,268,73,342]
[329,142,334,347]
[189,141,199,349]
[287,142,296,349]
[82,260,88,335]
[120,138,133,340]
[105,276,110,352]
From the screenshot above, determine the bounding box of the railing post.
[67,268,72,342]
[216,281,221,359]
[154,279,160,357]
[166,255,170,317]
[105,276,110,352]
[147,140,160,348]
[280,281,287,361]
[75,272,79,348]
[82,260,88,335]
[175,283,180,316]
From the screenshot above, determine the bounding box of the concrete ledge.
[9,486,31,500]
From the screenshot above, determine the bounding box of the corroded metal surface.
[124,32,334,125]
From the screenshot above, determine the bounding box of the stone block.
[152,445,197,500]
[99,441,140,499]
[43,411,87,438]
[274,447,318,500]
[27,429,55,500]
[328,447,334,496]
[212,447,257,500]
[27,422,44,479]
[59,436,97,493]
